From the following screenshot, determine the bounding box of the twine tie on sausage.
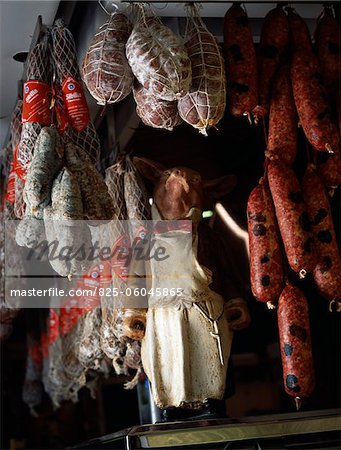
[328,299,341,313]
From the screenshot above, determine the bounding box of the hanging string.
[98,0,119,16]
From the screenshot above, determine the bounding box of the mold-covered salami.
[247,179,283,304]
[302,165,341,302]
[287,9,312,53]
[267,65,297,165]
[24,127,64,217]
[223,4,258,118]
[315,9,340,99]
[133,84,182,131]
[253,6,289,119]
[126,16,191,101]
[82,13,134,105]
[278,283,315,406]
[291,52,339,154]
[267,160,316,275]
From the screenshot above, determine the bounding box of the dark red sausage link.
[267,65,297,165]
[223,4,258,117]
[287,9,312,53]
[278,283,315,401]
[253,6,289,119]
[302,165,341,301]
[315,9,340,99]
[267,160,316,275]
[291,52,340,154]
[247,179,284,303]
[316,147,341,188]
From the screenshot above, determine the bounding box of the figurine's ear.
[203,174,236,199]
[132,157,166,182]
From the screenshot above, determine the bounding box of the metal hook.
[98,0,119,16]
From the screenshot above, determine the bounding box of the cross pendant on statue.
[210,321,224,366]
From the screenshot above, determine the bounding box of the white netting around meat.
[178,6,226,135]
[124,154,151,239]
[126,5,192,101]
[17,36,51,167]
[133,84,183,131]
[82,13,134,105]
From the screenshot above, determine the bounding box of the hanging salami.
[267,160,316,276]
[178,9,226,135]
[18,35,52,169]
[267,65,297,165]
[302,165,341,305]
[133,84,182,131]
[126,12,192,101]
[291,52,339,154]
[51,19,101,164]
[223,4,258,118]
[278,283,315,409]
[253,6,289,119]
[247,178,283,305]
[82,13,134,105]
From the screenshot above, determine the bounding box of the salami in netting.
[178,10,226,135]
[82,13,134,105]
[126,13,192,101]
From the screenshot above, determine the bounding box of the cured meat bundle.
[253,6,289,119]
[291,52,339,154]
[18,35,52,168]
[126,14,191,101]
[178,11,226,135]
[124,155,151,225]
[9,100,25,219]
[316,149,341,188]
[247,178,283,305]
[302,165,341,304]
[224,4,258,118]
[133,84,182,131]
[267,65,297,165]
[314,8,341,187]
[267,160,316,276]
[315,8,340,100]
[287,8,312,53]
[278,283,315,408]
[82,13,134,105]
[51,19,101,164]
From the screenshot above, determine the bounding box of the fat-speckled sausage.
[291,52,340,154]
[253,6,289,119]
[267,65,297,165]
[247,178,283,304]
[223,4,258,118]
[315,8,340,100]
[267,160,316,276]
[302,165,341,303]
[287,8,312,53]
[278,283,315,406]
[316,148,341,188]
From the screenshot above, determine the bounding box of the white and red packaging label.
[62,76,90,132]
[22,80,51,125]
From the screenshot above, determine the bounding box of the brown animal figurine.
[123,157,250,416]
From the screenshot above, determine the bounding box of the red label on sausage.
[112,233,131,281]
[62,76,90,132]
[13,144,27,181]
[5,165,16,204]
[22,80,51,125]
[55,101,69,134]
